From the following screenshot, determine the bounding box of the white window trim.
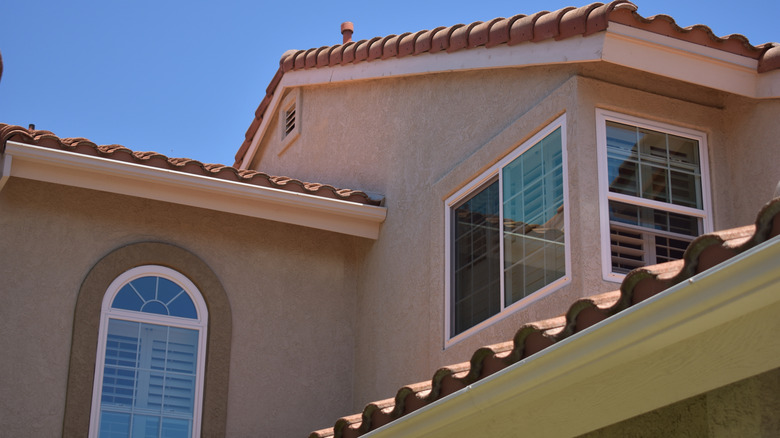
[595,109,713,282]
[88,265,208,438]
[444,114,571,347]
[278,88,302,156]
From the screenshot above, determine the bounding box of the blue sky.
[1,0,777,167]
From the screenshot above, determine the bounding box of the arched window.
[88,266,208,438]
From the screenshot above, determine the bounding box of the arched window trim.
[88,265,208,438]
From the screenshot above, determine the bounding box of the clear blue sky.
[1,0,777,167]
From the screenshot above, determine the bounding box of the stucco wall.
[0,177,365,437]
[579,367,780,437]
[249,63,780,410]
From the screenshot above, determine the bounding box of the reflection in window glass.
[92,269,205,438]
[451,126,566,337]
[604,118,705,274]
[99,319,197,437]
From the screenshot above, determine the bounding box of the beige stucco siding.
[250,64,780,409]
[0,177,363,437]
[579,367,780,437]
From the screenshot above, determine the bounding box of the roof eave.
[239,26,777,170]
[1,141,386,239]
[362,235,780,437]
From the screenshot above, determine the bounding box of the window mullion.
[498,168,506,312]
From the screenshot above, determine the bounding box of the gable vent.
[284,104,296,138]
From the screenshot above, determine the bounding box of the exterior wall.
[0,177,365,437]
[250,63,780,410]
[579,367,780,437]
[720,97,780,226]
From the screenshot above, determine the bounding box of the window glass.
[452,180,501,335]
[111,276,197,319]
[503,128,565,306]
[450,123,566,338]
[600,113,708,276]
[92,268,205,438]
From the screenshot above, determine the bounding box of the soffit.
[310,197,780,438]
[236,0,780,167]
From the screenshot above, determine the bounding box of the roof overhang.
[0,141,386,239]
[362,235,780,437]
[239,24,778,170]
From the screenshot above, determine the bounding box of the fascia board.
[238,35,606,169]
[756,69,780,98]
[602,23,772,98]
[365,236,780,437]
[4,141,386,239]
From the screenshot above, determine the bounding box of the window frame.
[595,109,713,282]
[88,265,209,438]
[444,114,571,346]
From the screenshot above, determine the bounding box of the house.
[1,0,779,437]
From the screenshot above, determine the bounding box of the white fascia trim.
[3,141,386,239]
[238,34,606,169]
[365,235,780,438]
[602,23,773,99]
[0,153,11,191]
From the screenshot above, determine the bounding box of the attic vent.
[278,88,302,154]
[284,104,296,138]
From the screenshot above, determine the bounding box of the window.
[596,110,712,279]
[445,116,569,341]
[89,266,208,438]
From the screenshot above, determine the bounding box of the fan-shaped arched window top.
[89,266,207,438]
[111,276,198,319]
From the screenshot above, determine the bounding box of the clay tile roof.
[309,197,780,437]
[236,1,779,167]
[0,123,382,206]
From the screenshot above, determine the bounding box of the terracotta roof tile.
[236,1,779,167]
[0,123,382,206]
[309,197,780,437]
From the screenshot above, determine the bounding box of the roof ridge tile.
[237,1,778,166]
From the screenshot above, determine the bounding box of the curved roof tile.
[310,197,780,437]
[237,1,778,167]
[0,124,382,206]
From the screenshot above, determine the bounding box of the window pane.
[606,121,702,210]
[609,200,701,237]
[667,134,699,166]
[155,277,182,303]
[637,127,667,161]
[163,374,196,414]
[99,411,131,438]
[113,276,198,319]
[130,277,157,302]
[606,121,638,158]
[502,128,565,305]
[669,170,701,208]
[607,157,638,197]
[113,285,144,312]
[640,163,669,203]
[166,294,198,319]
[452,180,501,336]
[131,415,159,438]
[161,418,191,438]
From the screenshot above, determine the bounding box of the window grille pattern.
[604,120,705,273]
[451,126,565,337]
[91,269,206,438]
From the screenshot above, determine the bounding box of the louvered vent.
[284,105,296,138]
